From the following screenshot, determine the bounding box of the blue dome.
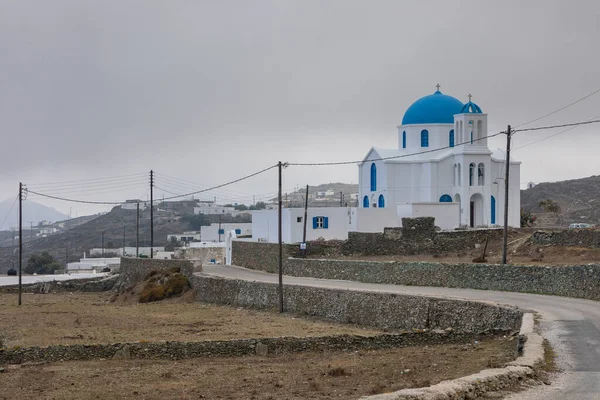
[461,101,482,114]
[402,90,464,125]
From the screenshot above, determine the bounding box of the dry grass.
[0,338,517,400]
[0,292,381,348]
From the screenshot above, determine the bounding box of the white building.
[252,208,350,243]
[201,223,252,242]
[358,86,521,228]
[88,246,164,257]
[67,257,120,273]
[167,232,201,243]
[194,202,236,216]
[121,199,147,210]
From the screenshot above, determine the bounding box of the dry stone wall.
[116,257,193,291]
[192,275,522,333]
[281,258,600,301]
[529,229,600,248]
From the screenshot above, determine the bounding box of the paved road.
[202,264,600,399]
[0,273,108,287]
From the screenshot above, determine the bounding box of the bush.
[139,283,166,303]
[138,272,190,303]
[163,274,190,297]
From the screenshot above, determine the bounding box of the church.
[358,85,521,229]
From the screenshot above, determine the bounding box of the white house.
[201,223,252,242]
[88,246,164,257]
[194,202,236,216]
[252,208,350,243]
[359,86,521,228]
[121,200,147,211]
[67,257,120,273]
[167,232,201,243]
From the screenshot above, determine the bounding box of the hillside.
[0,199,68,229]
[521,175,600,226]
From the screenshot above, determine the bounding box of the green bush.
[164,273,190,297]
[139,282,166,303]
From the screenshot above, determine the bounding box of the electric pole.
[302,185,309,258]
[150,170,154,258]
[122,226,126,257]
[18,183,23,306]
[218,214,222,243]
[278,161,284,313]
[136,202,140,258]
[501,125,512,265]
[101,231,105,257]
[340,191,343,207]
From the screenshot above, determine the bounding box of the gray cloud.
[1,0,599,216]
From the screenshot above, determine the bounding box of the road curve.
[202,264,600,399]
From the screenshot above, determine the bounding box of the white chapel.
[358,85,521,229]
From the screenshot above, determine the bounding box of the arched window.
[477,120,483,139]
[370,163,376,191]
[491,196,496,224]
[478,163,485,185]
[363,196,369,208]
[378,194,385,208]
[420,130,429,147]
[453,163,457,186]
[457,163,462,186]
[449,129,454,147]
[469,163,475,186]
[402,131,406,148]
[440,194,452,202]
[470,131,473,144]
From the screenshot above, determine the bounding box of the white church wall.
[354,207,400,233]
[410,203,460,230]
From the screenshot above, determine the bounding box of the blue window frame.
[312,216,328,229]
[449,129,454,147]
[235,229,241,234]
[491,196,496,224]
[363,196,369,208]
[378,194,385,208]
[439,194,452,202]
[218,229,225,234]
[421,130,429,147]
[370,163,377,191]
[402,131,406,148]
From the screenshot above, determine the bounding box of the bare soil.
[0,337,516,400]
[0,292,380,348]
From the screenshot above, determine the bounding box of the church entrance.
[469,193,484,227]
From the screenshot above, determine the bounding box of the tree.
[520,208,537,227]
[25,252,62,274]
[249,201,267,211]
[539,199,562,224]
[180,213,211,230]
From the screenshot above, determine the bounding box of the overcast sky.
[1,0,599,218]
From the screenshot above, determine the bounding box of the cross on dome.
[435,83,441,92]
[468,93,472,102]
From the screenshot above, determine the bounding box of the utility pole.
[340,191,343,207]
[278,161,284,313]
[65,231,69,267]
[18,183,23,306]
[101,231,105,257]
[218,214,222,242]
[122,226,126,257]
[302,185,309,258]
[150,170,154,258]
[136,202,140,258]
[502,125,512,265]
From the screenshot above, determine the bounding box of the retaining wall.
[529,229,600,248]
[278,258,600,301]
[192,275,523,333]
[0,331,494,365]
[116,257,193,291]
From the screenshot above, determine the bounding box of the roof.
[402,90,464,125]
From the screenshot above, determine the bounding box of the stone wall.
[174,247,225,266]
[0,331,500,365]
[278,258,600,301]
[116,257,193,291]
[0,275,119,294]
[231,241,296,273]
[192,275,523,333]
[529,229,600,248]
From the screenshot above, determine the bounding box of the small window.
[469,163,475,186]
[402,131,406,148]
[312,216,329,229]
[449,129,454,147]
[218,229,225,234]
[421,130,429,147]
[363,196,369,208]
[235,229,241,234]
[297,217,302,223]
[370,163,377,191]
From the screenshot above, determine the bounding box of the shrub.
[139,283,166,303]
[169,266,181,274]
[164,273,190,297]
[145,270,160,280]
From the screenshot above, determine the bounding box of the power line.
[513,115,600,150]
[514,87,600,128]
[0,194,19,230]
[159,164,279,201]
[513,119,600,133]
[26,190,124,205]
[28,172,147,187]
[289,130,507,166]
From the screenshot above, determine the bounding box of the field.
[0,292,517,399]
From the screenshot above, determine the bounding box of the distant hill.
[0,199,68,229]
[521,175,600,226]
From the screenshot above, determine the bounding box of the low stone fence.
[192,275,523,333]
[0,275,118,294]
[280,258,600,301]
[529,229,600,248]
[116,257,193,291]
[0,331,501,365]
